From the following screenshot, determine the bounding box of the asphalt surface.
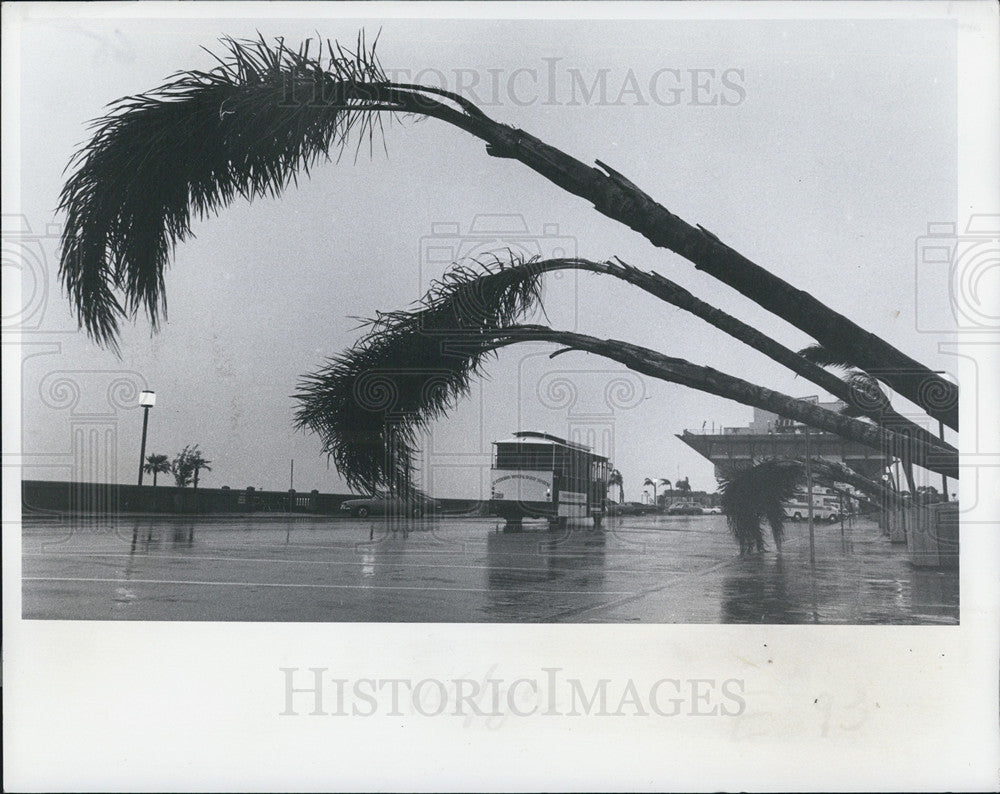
[21,513,958,623]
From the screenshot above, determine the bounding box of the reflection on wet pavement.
[21,514,958,623]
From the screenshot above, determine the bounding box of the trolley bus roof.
[493,431,605,457]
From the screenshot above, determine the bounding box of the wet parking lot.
[21,513,958,623]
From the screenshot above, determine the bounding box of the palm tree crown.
[719,459,803,554]
[143,453,171,486]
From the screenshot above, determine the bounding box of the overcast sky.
[10,8,959,498]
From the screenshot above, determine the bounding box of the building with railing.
[677,400,888,481]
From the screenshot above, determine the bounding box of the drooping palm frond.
[797,343,859,370]
[718,459,804,554]
[839,369,890,417]
[59,32,397,349]
[293,255,547,493]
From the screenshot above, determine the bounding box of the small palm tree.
[171,444,212,488]
[171,461,192,487]
[143,453,171,486]
[608,469,624,504]
[643,478,660,508]
[675,477,692,495]
[190,450,212,489]
[658,478,672,507]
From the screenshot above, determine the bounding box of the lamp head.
[139,390,156,408]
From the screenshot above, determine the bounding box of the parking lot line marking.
[23,575,637,597]
[22,551,695,576]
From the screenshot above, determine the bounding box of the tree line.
[143,445,211,488]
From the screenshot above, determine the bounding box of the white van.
[784,490,841,522]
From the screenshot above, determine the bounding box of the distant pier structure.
[677,399,888,481]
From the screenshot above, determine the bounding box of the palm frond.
[58,32,392,349]
[292,255,546,493]
[797,343,858,370]
[840,369,889,416]
[718,459,804,554]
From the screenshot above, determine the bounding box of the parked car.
[607,501,651,516]
[667,501,704,515]
[703,506,722,515]
[340,492,442,518]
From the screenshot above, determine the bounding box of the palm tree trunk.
[532,259,955,457]
[486,325,957,479]
[902,459,917,494]
[804,458,906,510]
[428,107,958,430]
[321,82,958,429]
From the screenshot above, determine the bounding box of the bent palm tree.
[292,258,955,495]
[143,453,171,486]
[57,34,956,430]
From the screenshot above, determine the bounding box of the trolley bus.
[489,431,610,530]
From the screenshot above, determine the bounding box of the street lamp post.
[137,390,156,486]
[938,420,948,502]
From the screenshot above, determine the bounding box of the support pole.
[939,421,948,502]
[805,425,815,565]
[137,406,150,486]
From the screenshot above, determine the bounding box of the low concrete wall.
[21,479,486,518]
